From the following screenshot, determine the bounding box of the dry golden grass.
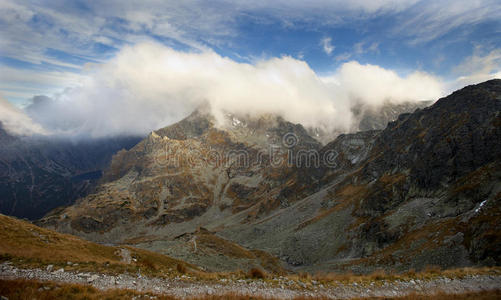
[248,267,266,279]
[309,266,501,285]
[0,214,195,277]
[356,290,501,300]
[0,278,174,300]
[251,249,286,275]
[196,233,256,259]
[1,279,500,300]
[1,213,500,288]
[177,263,187,274]
[186,232,286,275]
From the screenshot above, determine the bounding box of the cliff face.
[39,80,501,273]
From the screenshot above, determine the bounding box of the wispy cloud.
[0,0,499,106]
[334,41,379,62]
[453,48,501,88]
[321,37,335,55]
[335,52,352,62]
[393,0,501,44]
[0,65,85,104]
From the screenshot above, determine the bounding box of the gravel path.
[1,262,500,299]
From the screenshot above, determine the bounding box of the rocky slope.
[39,80,501,274]
[39,110,324,242]
[0,127,140,219]
[219,79,501,272]
[2,213,501,299]
[355,100,433,132]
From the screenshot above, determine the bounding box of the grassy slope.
[1,213,501,299]
[0,213,195,277]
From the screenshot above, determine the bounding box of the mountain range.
[34,79,501,274]
[0,128,140,219]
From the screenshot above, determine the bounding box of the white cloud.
[395,0,501,44]
[22,42,445,138]
[326,61,444,107]
[321,37,335,55]
[452,48,501,88]
[0,0,499,106]
[354,41,379,55]
[0,65,86,104]
[335,52,352,62]
[0,95,47,136]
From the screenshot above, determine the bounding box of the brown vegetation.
[176,263,187,274]
[248,267,266,279]
[1,279,500,300]
[309,266,501,285]
[0,214,195,277]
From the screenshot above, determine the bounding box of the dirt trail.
[1,262,500,299]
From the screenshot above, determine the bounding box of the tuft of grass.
[423,265,442,274]
[368,269,386,281]
[248,267,266,279]
[177,263,187,274]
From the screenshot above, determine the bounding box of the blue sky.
[0,0,500,106]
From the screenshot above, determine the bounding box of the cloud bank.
[20,42,445,138]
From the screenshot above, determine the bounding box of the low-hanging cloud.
[23,42,445,138]
[0,96,47,136]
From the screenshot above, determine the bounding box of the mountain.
[39,109,324,237]
[0,128,141,220]
[3,212,500,299]
[39,80,501,273]
[309,100,432,143]
[354,100,433,132]
[219,79,501,272]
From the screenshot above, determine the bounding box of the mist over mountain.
[12,42,442,139]
[2,1,501,298]
[37,80,501,274]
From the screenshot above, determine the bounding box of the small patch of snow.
[475,199,488,213]
[232,117,241,126]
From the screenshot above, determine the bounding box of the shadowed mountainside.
[0,129,141,220]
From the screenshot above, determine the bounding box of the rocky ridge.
[39,80,501,274]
